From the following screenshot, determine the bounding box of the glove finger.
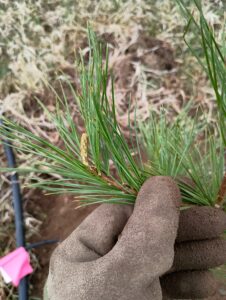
[110,176,181,280]
[58,203,133,261]
[177,206,226,242]
[163,296,219,300]
[172,238,226,271]
[161,270,217,299]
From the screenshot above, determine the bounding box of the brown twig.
[80,133,137,196]
[89,165,137,195]
[216,173,226,207]
[100,172,137,195]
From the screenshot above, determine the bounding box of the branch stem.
[216,173,226,206]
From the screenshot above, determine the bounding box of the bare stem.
[216,173,226,206]
[89,166,136,195]
[101,172,137,195]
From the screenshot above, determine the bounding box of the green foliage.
[0,28,144,207]
[0,28,225,207]
[140,108,195,177]
[175,0,226,145]
[140,108,224,206]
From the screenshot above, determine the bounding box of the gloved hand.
[45,176,226,300]
[161,205,226,299]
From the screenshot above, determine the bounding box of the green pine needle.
[140,108,224,206]
[175,0,226,145]
[0,26,225,207]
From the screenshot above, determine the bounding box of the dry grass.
[0,0,225,298]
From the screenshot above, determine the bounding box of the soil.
[126,34,176,71]
[113,32,177,94]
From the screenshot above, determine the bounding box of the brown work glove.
[45,176,226,300]
[161,205,226,299]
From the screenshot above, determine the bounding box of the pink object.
[0,247,33,287]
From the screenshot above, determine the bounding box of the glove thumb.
[109,176,181,282]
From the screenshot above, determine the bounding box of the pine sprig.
[140,109,224,206]
[0,27,225,207]
[175,0,226,205]
[0,28,143,206]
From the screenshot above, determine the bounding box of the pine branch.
[0,26,225,208]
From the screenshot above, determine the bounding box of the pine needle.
[0,26,225,207]
[175,0,226,207]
